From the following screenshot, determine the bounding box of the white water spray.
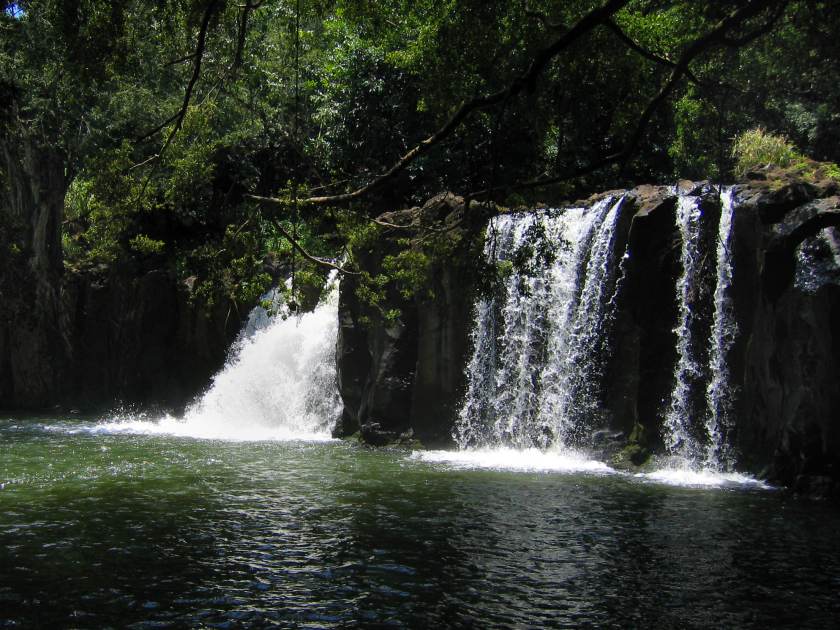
[537,196,624,445]
[455,197,625,451]
[100,274,342,441]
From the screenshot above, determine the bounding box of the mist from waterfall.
[99,274,342,441]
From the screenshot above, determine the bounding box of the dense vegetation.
[2,0,839,308]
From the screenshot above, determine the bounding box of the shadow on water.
[2,419,840,628]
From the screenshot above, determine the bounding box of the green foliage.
[129,234,166,255]
[731,128,799,177]
[3,0,840,316]
[382,249,432,301]
[669,89,722,180]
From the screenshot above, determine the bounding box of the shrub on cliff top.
[732,128,800,177]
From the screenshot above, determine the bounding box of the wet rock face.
[724,174,840,494]
[59,266,244,413]
[608,178,840,494]
[604,188,680,446]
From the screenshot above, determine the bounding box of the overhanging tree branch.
[604,19,701,85]
[721,0,788,47]
[229,1,258,80]
[158,0,220,157]
[247,0,632,209]
[271,219,360,275]
[468,0,790,200]
[136,0,220,151]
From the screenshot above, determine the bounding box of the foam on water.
[412,447,614,474]
[86,415,335,442]
[636,464,771,489]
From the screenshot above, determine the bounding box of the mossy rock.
[611,443,652,471]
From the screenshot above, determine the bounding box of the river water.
[2,417,839,628]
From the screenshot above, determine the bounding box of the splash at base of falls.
[95,275,342,442]
[635,457,771,489]
[408,448,769,489]
[411,447,615,474]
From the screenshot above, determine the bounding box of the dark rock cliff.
[0,130,256,411]
[337,169,840,497]
[0,135,251,413]
[588,171,840,495]
[334,193,486,447]
[0,260,245,413]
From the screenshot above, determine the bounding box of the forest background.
[2,0,838,311]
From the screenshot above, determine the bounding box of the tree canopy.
[2,0,839,308]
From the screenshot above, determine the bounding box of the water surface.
[2,417,839,628]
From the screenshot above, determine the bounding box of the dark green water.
[2,417,839,628]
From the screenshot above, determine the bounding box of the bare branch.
[165,52,198,67]
[127,153,159,171]
[272,220,360,275]
[247,193,287,207]
[372,218,417,230]
[158,0,220,157]
[135,1,220,149]
[230,1,256,79]
[136,110,181,143]
[604,19,701,85]
[616,0,789,164]
[722,0,788,47]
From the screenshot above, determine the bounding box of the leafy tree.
[3,0,839,312]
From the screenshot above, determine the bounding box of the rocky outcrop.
[0,259,245,413]
[734,175,840,497]
[334,193,487,446]
[604,170,840,495]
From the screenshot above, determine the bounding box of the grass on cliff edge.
[732,128,840,183]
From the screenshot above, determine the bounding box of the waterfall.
[455,196,626,450]
[704,188,737,470]
[536,196,625,445]
[104,274,342,441]
[663,194,705,461]
[456,188,746,474]
[663,188,741,470]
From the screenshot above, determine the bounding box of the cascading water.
[663,194,705,461]
[703,188,738,470]
[451,187,753,482]
[662,188,742,471]
[103,274,342,440]
[537,196,625,445]
[455,196,626,451]
[794,226,840,292]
